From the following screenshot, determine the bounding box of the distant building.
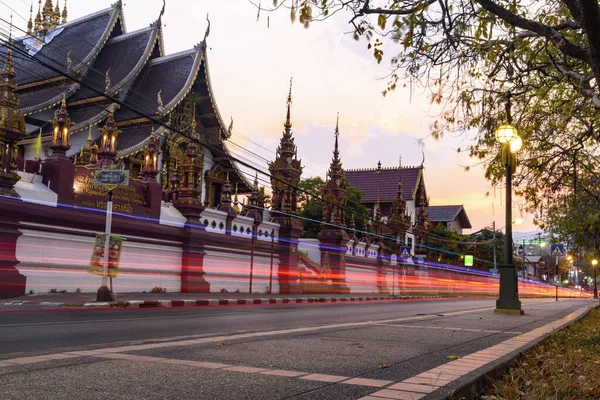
[426,205,472,234]
[345,164,472,234]
[345,165,426,225]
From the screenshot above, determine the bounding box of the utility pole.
[492,221,497,272]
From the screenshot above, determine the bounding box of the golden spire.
[27,2,33,35]
[2,16,14,75]
[53,0,60,25]
[34,0,42,34]
[43,0,54,30]
[61,0,67,24]
[86,125,92,149]
[284,77,292,131]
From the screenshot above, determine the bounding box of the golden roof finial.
[61,93,67,108]
[287,77,293,105]
[61,0,67,24]
[284,77,293,131]
[86,125,92,149]
[54,0,60,25]
[35,0,42,34]
[3,15,14,74]
[27,2,34,34]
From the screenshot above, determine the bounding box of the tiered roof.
[8,1,248,188]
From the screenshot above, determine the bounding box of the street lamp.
[592,259,598,299]
[494,92,524,315]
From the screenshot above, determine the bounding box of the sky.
[2,0,537,233]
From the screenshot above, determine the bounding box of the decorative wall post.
[269,79,303,294]
[0,32,27,298]
[169,98,210,293]
[318,115,350,293]
[41,96,74,204]
[0,32,27,197]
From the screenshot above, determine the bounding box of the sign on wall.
[464,254,474,267]
[88,234,123,278]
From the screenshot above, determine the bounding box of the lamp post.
[592,259,598,299]
[494,92,523,315]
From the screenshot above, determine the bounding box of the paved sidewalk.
[1,291,449,308]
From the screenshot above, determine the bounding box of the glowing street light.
[494,92,523,315]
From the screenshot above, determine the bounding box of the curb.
[2,295,445,308]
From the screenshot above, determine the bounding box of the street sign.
[464,254,474,267]
[489,267,499,274]
[399,246,411,258]
[551,244,565,257]
[94,169,129,190]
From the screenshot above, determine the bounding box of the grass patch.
[478,306,600,400]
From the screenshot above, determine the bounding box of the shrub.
[220,288,228,293]
[28,290,35,295]
[75,288,81,294]
[234,289,240,293]
[150,286,166,293]
[49,288,58,293]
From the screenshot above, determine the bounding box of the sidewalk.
[1,291,447,308]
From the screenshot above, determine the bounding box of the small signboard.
[489,267,499,274]
[88,234,123,278]
[94,169,129,190]
[550,244,564,257]
[399,246,411,258]
[464,254,474,267]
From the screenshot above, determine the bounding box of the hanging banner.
[88,234,123,278]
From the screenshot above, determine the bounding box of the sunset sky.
[2,0,536,233]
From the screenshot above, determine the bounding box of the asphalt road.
[0,298,593,400]
[1,299,497,356]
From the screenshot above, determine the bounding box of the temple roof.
[345,166,423,202]
[13,3,249,190]
[70,24,160,101]
[426,205,472,229]
[116,48,201,121]
[10,2,122,86]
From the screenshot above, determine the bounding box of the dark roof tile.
[116,51,197,121]
[426,205,472,229]
[345,167,421,201]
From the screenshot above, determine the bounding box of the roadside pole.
[268,230,274,294]
[249,226,256,294]
[97,189,114,301]
[493,221,497,272]
[555,255,559,301]
[94,168,129,302]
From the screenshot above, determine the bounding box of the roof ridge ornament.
[61,0,67,24]
[28,2,34,34]
[160,0,166,19]
[203,14,211,42]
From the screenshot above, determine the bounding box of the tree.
[260,0,600,240]
[297,177,370,238]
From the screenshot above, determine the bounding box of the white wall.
[203,246,279,294]
[15,226,182,294]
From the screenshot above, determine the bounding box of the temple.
[0,2,472,299]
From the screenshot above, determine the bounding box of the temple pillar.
[180,226,210,293]
[275,216,302,294]
[41,97,74,204]
[318,228,350,294]
[0,198,26,299]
